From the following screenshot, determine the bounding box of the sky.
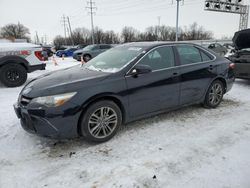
[0,0,249,43]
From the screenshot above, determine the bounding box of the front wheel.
[204,80,224,108]
[80,100,122,143]
[0,64,27,87]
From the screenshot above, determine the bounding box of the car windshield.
[84,46,144,73]
[84,45,96,50]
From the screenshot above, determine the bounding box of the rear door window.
[176,45,202,65]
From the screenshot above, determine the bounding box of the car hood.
[22,65,110,98]
[232,29,250,50]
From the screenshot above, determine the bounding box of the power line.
[86,0,97,44]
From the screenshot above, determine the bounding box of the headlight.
[31,92,77,107]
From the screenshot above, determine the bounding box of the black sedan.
[14,42,235,142]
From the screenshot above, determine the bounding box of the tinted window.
[84,45,96,50]
[200,50,212,61]
[100,45,112,49]
[93,45,100,50]
[138,46,175,70]
[176,45,202,65]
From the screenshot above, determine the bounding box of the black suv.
[228,29,250,79]
[14,42,235,142]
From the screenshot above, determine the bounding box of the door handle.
[173,72,178,76]
[209,65,214,70]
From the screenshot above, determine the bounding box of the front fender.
[0,55,29,70]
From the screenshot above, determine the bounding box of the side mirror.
[130,64,152,76]
[208,45,214,49]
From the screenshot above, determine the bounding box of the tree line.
[0,22,213,46]
[0,23,31,42]
[54,22,213,47]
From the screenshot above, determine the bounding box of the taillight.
[229,63,235,69]
[34,51,43,61]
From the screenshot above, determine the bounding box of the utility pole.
[35,31,40,44]
[175,0,181,41]
[157,16,161,41]
[62,15,67,39]
[67,16,74,45]
[157,16,161,27]
[44,34,47,45]
[86,0,97,44]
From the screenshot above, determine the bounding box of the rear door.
[125,45,180,117]
[175,44,217,105]
[91,45,101,57]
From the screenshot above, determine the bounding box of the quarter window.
[138,46,175,70]
[176,45,202,65]
[200,51,212,61]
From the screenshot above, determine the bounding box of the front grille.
[20,96,32,106]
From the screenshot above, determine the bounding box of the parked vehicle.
[76,44,88,49]
[42,46,54,57]
[202,43,228,56]
[56,47,77,57]
[0,43,46,87]
[73,44,113,61]
[14,42,235,142]
[228,29,250,79]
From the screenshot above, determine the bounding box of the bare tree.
[72,27,91,45]
[182,22,213,40]
[0,23,30,41]
[53,22,213,46]
[121,26,139,43]
[53,35,66,48]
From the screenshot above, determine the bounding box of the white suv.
[0,43,46,87]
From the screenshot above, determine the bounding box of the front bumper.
[13,103,81,139]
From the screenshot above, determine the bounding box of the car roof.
[118,41,199,50]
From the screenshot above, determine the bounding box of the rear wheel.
[204,80,224,108]
[80,100,122,142]
[0,64,27,87]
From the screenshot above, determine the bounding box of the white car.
[0,43,46,87]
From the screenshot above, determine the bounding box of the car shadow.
[235,79,250,87]
[35,98,241,159]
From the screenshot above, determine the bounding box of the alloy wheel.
[209,83,223,106]
[88,107,118,139]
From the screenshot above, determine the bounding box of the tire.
[203,80,224,108]
[83,54,91,62]
[0,64,27,87]
[80,100,122,143]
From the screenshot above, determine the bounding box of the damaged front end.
[228,29,250,79]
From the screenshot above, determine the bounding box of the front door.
[125,46,180,118]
